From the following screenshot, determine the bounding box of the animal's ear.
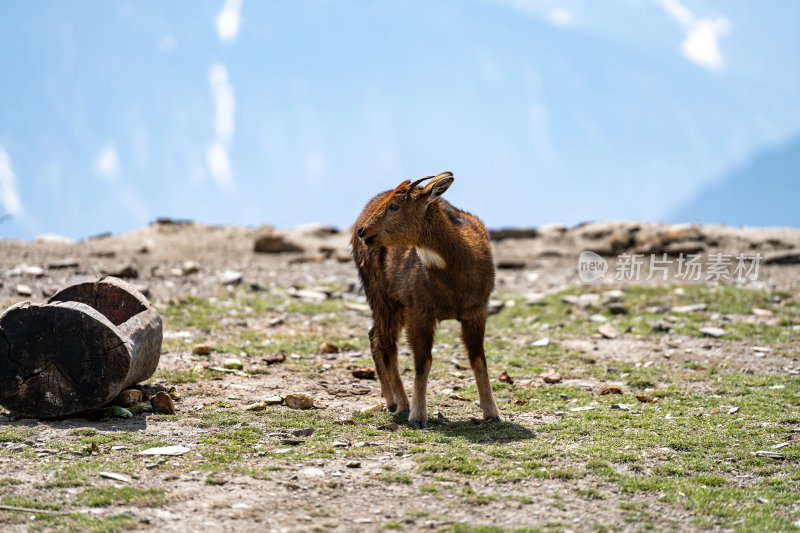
[421,172,454,206]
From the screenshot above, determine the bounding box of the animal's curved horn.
[406,175,435,196]
[393,180,412,194]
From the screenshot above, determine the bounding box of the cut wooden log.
[0,277,162,418]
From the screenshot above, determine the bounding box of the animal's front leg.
[461,315,501,422]
[369,319,409,414]
[407,320,435,429]
[368,326,395,410]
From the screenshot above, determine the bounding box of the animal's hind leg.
[460,314,501,421]
[407,319,435,429]
[369,317,408,414]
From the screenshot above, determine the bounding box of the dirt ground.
[1,220,799,532]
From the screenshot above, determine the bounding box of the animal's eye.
[388,203,399,211]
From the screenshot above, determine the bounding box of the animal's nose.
[357,226,365,237]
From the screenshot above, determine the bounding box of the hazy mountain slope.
[668,134,800,228]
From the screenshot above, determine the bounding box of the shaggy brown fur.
[351,172,500,428]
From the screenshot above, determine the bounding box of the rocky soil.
[0,220,799,533]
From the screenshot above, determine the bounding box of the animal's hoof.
[411,420,426,430]
[492,416,501,423]
[388,403,398,412]
[397,410,409,418]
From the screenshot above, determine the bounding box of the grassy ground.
[1,283,798,532]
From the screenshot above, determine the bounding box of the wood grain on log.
[0,277,162,418]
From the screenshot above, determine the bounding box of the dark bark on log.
[0,277,162,418]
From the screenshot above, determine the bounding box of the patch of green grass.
[153,369,198,384]
[28,513,140,533]
[0,495,62,511]
[377,471,413,484]
[75,486,167,507]
[451,525,543,533]
[0,426,33,443]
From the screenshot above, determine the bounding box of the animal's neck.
[415,204,464,270]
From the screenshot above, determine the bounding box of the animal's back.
[351,191,494,320]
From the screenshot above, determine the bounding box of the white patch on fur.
[415,246,446,269]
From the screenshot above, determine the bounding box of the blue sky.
[1,0,798,240]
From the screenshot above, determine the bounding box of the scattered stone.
[533,337,550,347]
[597,325,619,339]
[345,302,370,313]
[561,294,600,308]
[635,395,656,403]
[23,266,45,277]
[181,261,199,275]
[487,300,504,315]
[223,358,243,370]
[663,241,707,255]
[254,232,304,253]
[264,396,283,405]
[752,346,771,355]
[334,417,356,425]
[285,393,314,410]
[288,288,329,302]
[727,406,739,414]
[267,316,285,327]
[570,406,595,412]
[138,445,190,456]
[99,472,131,483]
[361,402,384,413]
[299,467,325,478]
[345,460,361,468]
[221,270,243,286]
[525,293,547,306]
[243,402,267,411]
[542,372,562,384]
[602,289,624,302]
[192,344,212,355]
[498,370,514,384]
[752,450,784,460]
[699,327,725,338]
[378,423,399,432]
[112,389,142,407]
[671,303,708,313]
[150,391,176,415]
[263,354,286,365]
[15,284,32,296]
[105,264,139,279]
[763,251,800,265]
[332,441,350,448]
[351,366,375,380]
[496,260,525,270]
[771,442,791,449]
[600,387,622,395]
[610,403,630,411]
[292,427,315,437]
[651,321,671,332]
[320,342,339,354]
[589,314,608,323]
[605,302,629,315]
[751,308,773,317]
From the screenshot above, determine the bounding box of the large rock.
[254,232,303,254]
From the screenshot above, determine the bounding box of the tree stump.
[0,277,162,418]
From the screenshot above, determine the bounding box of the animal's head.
[357,171,454,247]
